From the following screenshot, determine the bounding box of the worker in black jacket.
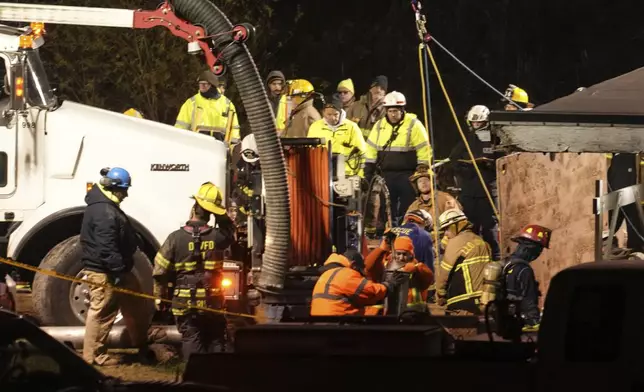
[449,105,504,260]
[503,224,552,332]
[81,167,150,367]
[152,182,236,360]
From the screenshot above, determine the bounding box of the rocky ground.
[16,293,182,382]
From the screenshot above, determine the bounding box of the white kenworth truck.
[0,21,229,326]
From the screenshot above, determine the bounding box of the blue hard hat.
[102,167,132,189]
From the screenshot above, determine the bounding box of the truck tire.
[31,235,154,326]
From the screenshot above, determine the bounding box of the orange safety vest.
[310,254,388,316]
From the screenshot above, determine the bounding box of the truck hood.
[41,100,229,243]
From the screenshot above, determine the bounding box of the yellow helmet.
[504,84,529,104]
[123,108,143,118]
[286,79,314,96]
[191,182,226,215]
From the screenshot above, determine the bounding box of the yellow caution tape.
[0,257,257,319]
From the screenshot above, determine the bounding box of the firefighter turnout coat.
[307,113,367,177]
[310,254,388,316]
[152,221,235,316]
[365,113,431,172]
[175,93,241,144]
[436,230,492,312]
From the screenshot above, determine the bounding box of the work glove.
[382,229,397,248]
[383,271,409,293]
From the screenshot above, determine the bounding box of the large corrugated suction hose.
[173,0,290,290]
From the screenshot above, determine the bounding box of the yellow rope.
[0,257,257,319]
[417,43,441,259]
[425,45,500,221]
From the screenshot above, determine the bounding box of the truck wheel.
[31,235,154,326]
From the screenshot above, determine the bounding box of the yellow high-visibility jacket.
[275,95,291,136]
[365,113,431,172]
[175,93,240,145]
[307,116,367,177]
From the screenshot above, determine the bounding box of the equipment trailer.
[0,0,281,326]
[0,0,367,329]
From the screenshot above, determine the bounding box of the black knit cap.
[323,94,343,112]
[370,75,388,91]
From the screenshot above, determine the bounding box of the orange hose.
[284,145,333,267]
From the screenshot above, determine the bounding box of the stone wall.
[497,152,608,304]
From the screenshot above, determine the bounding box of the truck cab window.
[0,152,7,187]
[564,284,624,362]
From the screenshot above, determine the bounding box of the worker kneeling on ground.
[364,234,434,314]
[435,208,492,315]
[502,224,551,332]
[310,248,406,316]
[81,167,151,367]
[152,182,236,360]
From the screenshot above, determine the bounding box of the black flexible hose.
[172,0,290,290]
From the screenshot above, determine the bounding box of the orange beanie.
[394,236,414,256]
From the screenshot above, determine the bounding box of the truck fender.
[9,205,160,263]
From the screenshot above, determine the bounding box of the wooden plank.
[497,152,607,305]
[493,124,644,153]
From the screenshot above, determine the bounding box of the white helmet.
[241,134,259,163]
[466,105,490,123]
[383,91,406,107]
[438,208,467,231]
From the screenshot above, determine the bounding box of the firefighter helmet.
[504,84,529,104]
[405,209,433,229]
[192,182,226,215]
[409,170,430,184]
[511,224,552,248]
[383,91,406,107]
[466,105,490,123]
[438,208,467,231]
[241,134,260,163]
[286,79,314,96]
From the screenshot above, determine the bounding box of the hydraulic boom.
[0,2,253,76]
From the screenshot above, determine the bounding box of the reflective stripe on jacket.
[152,222,235,316]
[310,253,388,316]
[275,94,290,135]
[436,230,491,308]
[365,113,431,172]
[175,93,240,144]
[307,114,367,177]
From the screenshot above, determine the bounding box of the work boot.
[136,345,156,365]
[93,354,122,367]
